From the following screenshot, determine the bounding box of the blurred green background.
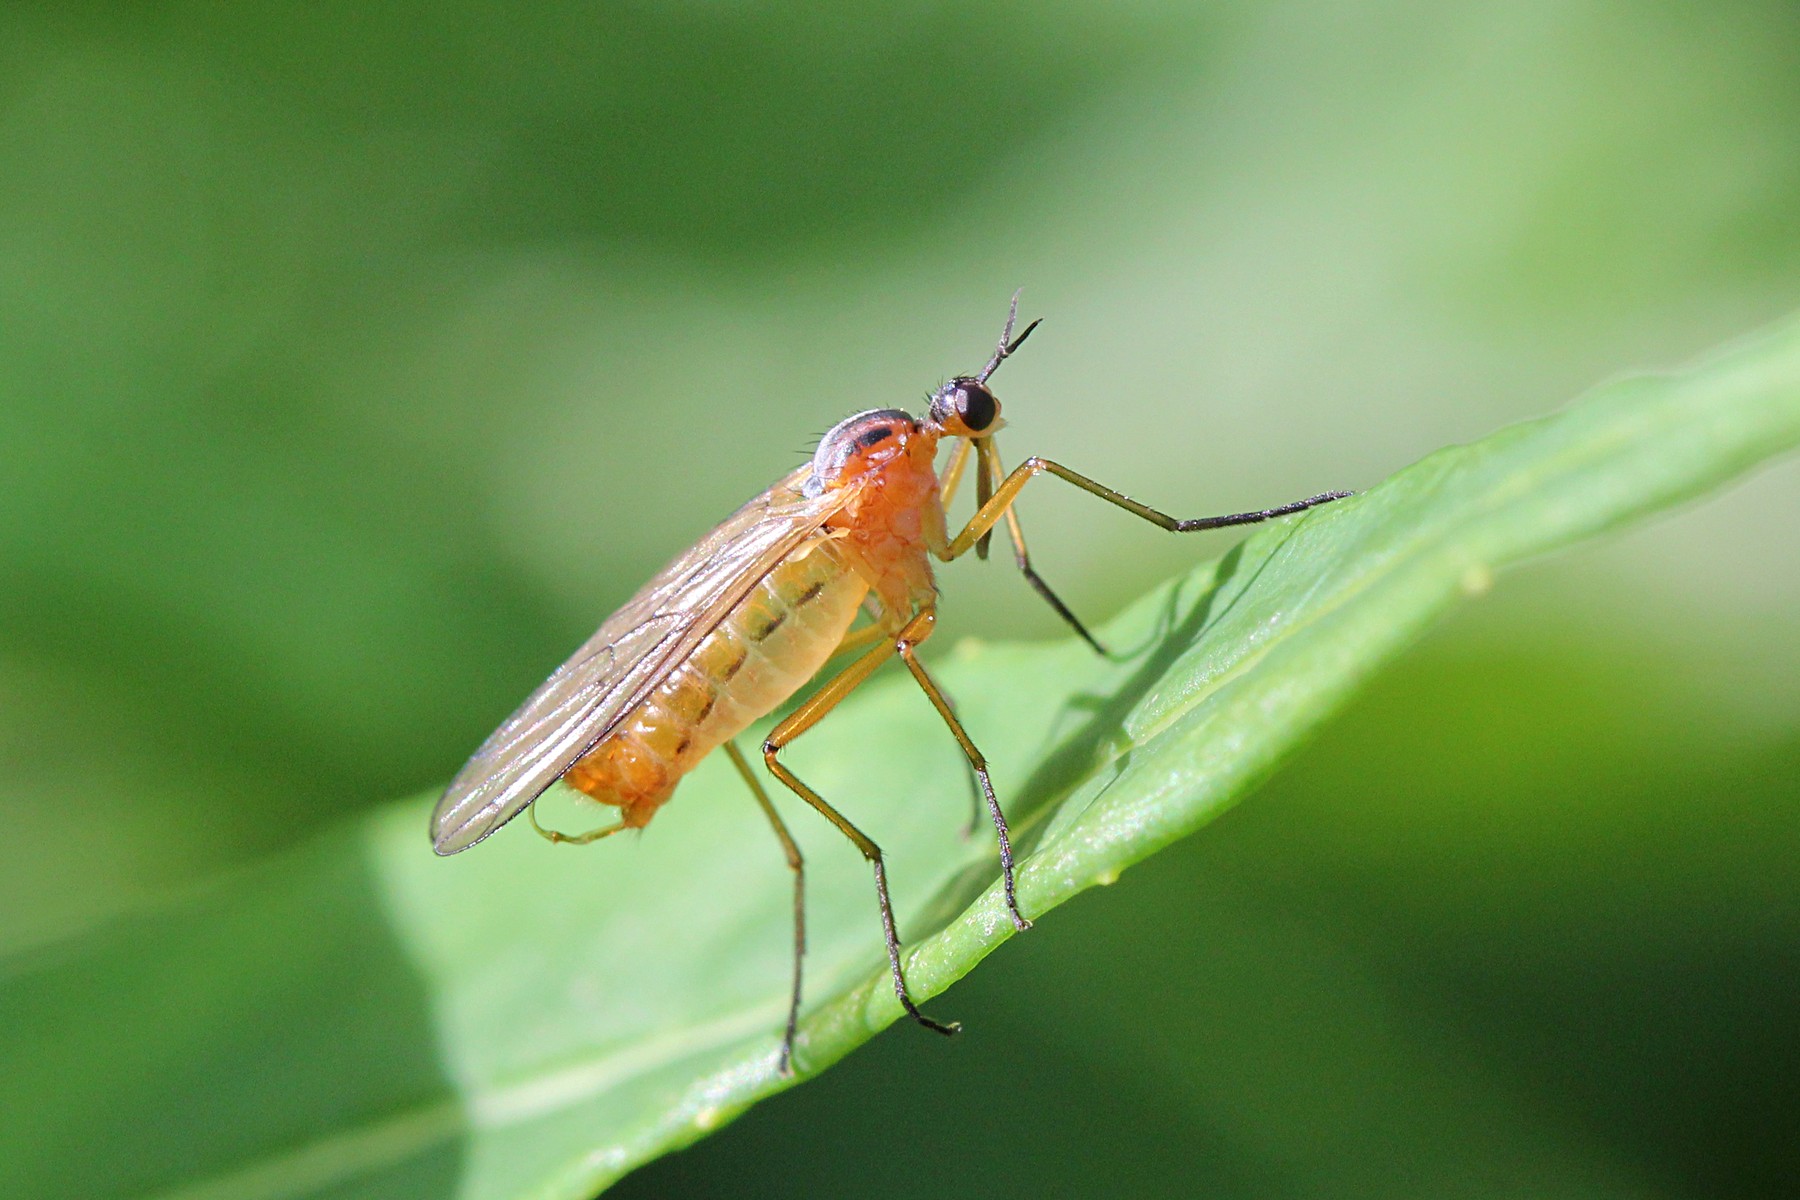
[3,2,1798,1197]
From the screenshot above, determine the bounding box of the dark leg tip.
[906,1005,962,1037]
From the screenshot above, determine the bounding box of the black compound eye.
[956,381,997,431]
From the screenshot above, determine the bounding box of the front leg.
[972,441,1108,655]
[943,455,1350,560]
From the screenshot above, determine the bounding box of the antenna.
[976,289,1042,384]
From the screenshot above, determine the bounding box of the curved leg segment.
[527,801,628,845]
[894,612,1031,932]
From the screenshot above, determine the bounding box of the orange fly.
[431,296,1349,1073]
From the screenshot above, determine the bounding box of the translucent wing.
[431,465,847,854]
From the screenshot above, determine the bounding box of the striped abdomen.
[561,539,868,825]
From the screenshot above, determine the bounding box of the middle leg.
[760,613,959,1037]
[893,608,1032,932]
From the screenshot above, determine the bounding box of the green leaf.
[6,313,1800,1200]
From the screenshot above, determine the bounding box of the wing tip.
[429,796,485,856]
[430,812,489,856]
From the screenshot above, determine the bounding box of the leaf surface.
[5,315,1799,1200]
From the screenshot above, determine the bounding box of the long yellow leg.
[920,669,986,841]
[972,437,996,560]
[976,440,1108,656]
[894,609,1031,932]
[937,436,973,510]
[761,609,959,1037]
[944,454,1351,560]
[724,741,806,1076]
[825,620,889,663]
[832,616,990,830]
[779,618,903,740]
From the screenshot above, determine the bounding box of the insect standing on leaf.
[430,295,1350,1074]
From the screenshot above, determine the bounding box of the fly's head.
[804,295,1037,498]
[923,377,1003,442]
[921,293,1038,444]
